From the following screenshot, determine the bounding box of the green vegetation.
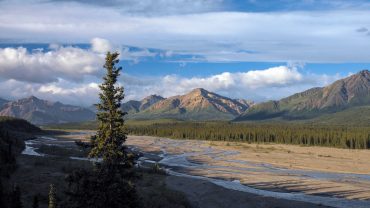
[310,106,370,126]
[46,118,370,149]
[89,52,127,163]
[0,116,41,133]
[127,121,370,149]
[0,116,42,208]
[45,119,181,130]
[65,52,139,208]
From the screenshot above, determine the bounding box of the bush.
[64,164,139,208]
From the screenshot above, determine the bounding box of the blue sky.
[0,0,369,105]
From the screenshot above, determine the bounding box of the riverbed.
[22,132,370,208]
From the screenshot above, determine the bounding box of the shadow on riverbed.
[12,131,192,208]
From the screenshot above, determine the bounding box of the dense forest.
[0,116,41,207]
[127,122,370,149]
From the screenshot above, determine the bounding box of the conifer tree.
[65,52,138,208]
[48,184,57,208]
[89,52,127,165]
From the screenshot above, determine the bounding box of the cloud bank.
[0,55,340,106]
[0,0,370,63]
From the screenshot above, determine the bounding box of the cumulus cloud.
[0,79,100,106]
[91,38,112,53]
[0,46,104,83]
[0,38,159,84]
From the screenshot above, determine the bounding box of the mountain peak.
[27,95,39,101]
[358,69,370,78]
[139,94,165,111]
[142,94,164,101]
[189,88,209,96]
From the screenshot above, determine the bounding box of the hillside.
[0,98,8,107]
[235,70,370,122]
[0,116,41,168]
[129,88,252,120]
[122,95,165,114]
[0,96,95,125]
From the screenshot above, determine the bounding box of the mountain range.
[0,89,254,124]
[0,96,95,125]
[235,70,370,123]
[125,88,254,120]
[0,70,369,125]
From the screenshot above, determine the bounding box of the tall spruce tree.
[65,52,138,208]
[89,52,127,165]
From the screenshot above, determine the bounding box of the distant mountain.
[0,98,8,107]
[129,88,252,120]
[235,70,370,122]
[122,95,165,114]
[0,96,95,125]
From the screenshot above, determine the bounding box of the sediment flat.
[127,135,370,207]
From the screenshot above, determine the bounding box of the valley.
[2,2,370,207]
[17,130,370,208]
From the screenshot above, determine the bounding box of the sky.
[0,0,370,106]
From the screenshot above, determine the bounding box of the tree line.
[127,122,370,149]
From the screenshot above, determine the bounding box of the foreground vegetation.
[0,116,41,207]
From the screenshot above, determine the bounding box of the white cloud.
[0,1,370,62]
[0,79,100,106]
[119,47,157,63]
[0,38,159,84]
[239,66,302,88]
[0,46,104,83]
[91,38,112,53]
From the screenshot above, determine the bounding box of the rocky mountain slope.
[122,95,165,114]
[129,88,252,120]
[0,89,252,124]
[235,70,370,121]
[0,96,95,125]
